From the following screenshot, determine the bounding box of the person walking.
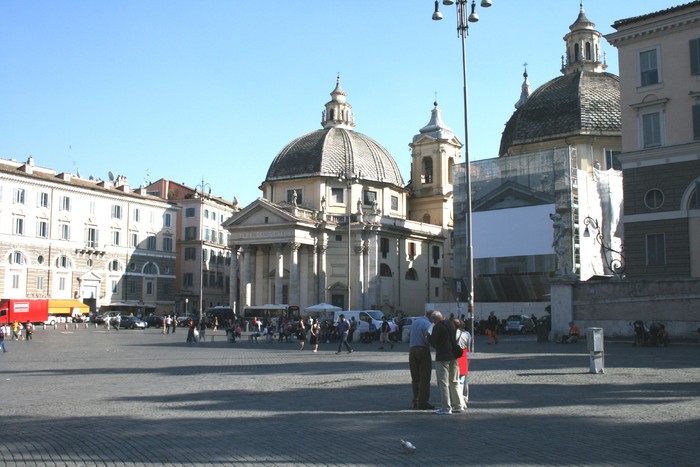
[0,324,7,353]
[198,319,206,343]
[213,317,219,335]
[310,318,320,352]
[409,311,434,410]
[336,314,353,354]
[296,319,307,351]
[165,315,171,334]
[486,311,499,344]
[378,317,392,350]
[12,320,21,340]
[427,311,465,415]
[186,319,196,343]
[24,321,33,341]
[349,316,358,344]
[113,315,121,331]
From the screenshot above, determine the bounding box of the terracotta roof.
[611,1,700,29]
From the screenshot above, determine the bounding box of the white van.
[333,310,384,335]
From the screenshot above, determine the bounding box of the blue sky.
[1,1,676,205]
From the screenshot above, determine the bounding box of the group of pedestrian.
[409,310,471,415]
[0,320,35,353]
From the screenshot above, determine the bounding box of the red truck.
[0,299,49,325]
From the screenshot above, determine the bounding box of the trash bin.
[537,325,549,343]
[587,327,605,374]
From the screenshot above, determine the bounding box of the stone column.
[242,245,253,308]
[356,241,365,310]
[289,242,300,306]
[275,243,285,304]
[229,246,239,314]
[312,240,319,303]
[319,236,328,304]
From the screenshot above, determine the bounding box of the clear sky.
[1,0,677,205]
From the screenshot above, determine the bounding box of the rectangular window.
[380,237,389,258]
[111,280,118,294]
[646,233,666,266]
[408,241,416,258]
[640,49,659,87]
[163,212,172,228]
[218,232,223,244]
[147,235,157,250]
[363,190,377,206]
[642,112,661,148]
[59,277,66,291]
[60,196,71,212]
[185,207,195,218]
[183,273,193,287]
[89,201,96,216]
[203,249,209,262]
[128,280,136,294]
[204,228,210,242]
[112,230,121,246]
[691,38,700,75]
[185,227,197,241]
[185,247,196,260]
[163,237,173,252]
[60,224,71,240]
[38,192,49,208]
[130,232,138,248]
[204,209,209,219]
[37,220,49,238]
[331,187,344,204]
[14,217,24,235]
[391,195,398,211]
[14,188,25,204]
[133,208,140,222]
[36,276,44,291]
[12,274,20,289]
[287,189,302,205]
[86,227,98,248]
[430,267,441,278]
[432,245,440,265]
[111,205,123,219]
[693,105,700,140]
[604,149,622,170]
[202,273,208,287]
[146,281,154,296]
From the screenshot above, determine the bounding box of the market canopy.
[48,299,89,315]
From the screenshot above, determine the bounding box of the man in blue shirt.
[336,314,353,354]
[409,311,434,409]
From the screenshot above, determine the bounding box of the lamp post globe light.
[432,0,492,352]
[195,178,212,326]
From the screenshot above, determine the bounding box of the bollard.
[587,327,605,374]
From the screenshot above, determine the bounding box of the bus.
[242,304,300,323]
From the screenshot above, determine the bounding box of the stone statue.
[371,199,378,214]
[550,212,569,275]
[320,196,326,212]
[357,197,362,214]
[292,190,298,207]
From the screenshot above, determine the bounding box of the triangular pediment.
[474,181,554,211]
[223,198,300,228]
[79,271,102,283]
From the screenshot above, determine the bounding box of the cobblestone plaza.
[1,327,698,466]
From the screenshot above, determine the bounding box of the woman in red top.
[454,319,471,409]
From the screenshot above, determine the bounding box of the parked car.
[95,312,119,324]
[119,316,147,329]
[144,315,165,328]
[398,316,421,336]
[504,314,535,334]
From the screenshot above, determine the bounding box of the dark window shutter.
[691,38,700,75]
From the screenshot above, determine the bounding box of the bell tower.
[561,3,607,75]
[408,102,461,229]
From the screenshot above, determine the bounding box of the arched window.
[422,157,433,184]
[574,44,580,62]
[143,262,158,275]
[380,263,392,277]
[109,260,122,272]
[422,213,431,224]
[405,268,418,281]
[9,251,26,265]
[56,255,71,269]
[585,42,592,60]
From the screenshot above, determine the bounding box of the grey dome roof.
[265,127,405,187]
[499,71,621,156]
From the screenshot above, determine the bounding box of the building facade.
[607,1,700,279]
[145,179,235,314]
[453,5,624,304]
[224,80,455,315]
[0,157,178,315]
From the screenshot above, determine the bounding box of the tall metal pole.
[195,177,211,326]
[347,180,352,311]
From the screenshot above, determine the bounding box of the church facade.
[223,80,458,315]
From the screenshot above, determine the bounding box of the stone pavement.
[0,326,698,466]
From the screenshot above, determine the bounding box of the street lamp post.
[583,216,625,278]
[433,0,492,352]
[195,178,211,325]
[338,170,359,311]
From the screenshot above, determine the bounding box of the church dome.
[499,71,621,156]
[265,79,405,188]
